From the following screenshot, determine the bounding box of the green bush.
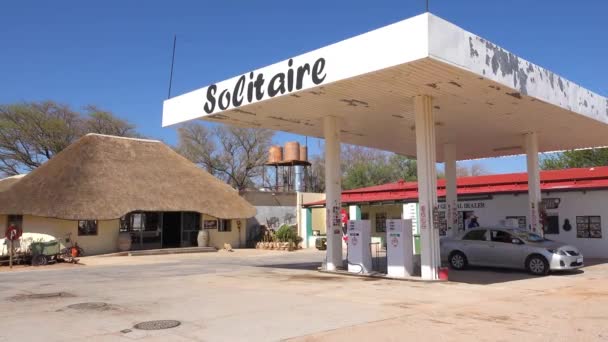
[275,224,298,243]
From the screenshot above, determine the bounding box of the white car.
[441,227,583,275]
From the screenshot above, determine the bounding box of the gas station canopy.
[163,13,608,162]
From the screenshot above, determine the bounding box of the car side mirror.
[512,239,521,244]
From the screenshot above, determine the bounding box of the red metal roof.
[305,167,608,207]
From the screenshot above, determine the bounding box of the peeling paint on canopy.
[428,15,607,122]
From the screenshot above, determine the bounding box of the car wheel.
[527,255,549,276]
[449,251,467,270]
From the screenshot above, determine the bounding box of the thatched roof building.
[0,174,25,193]
[0,134,255,220]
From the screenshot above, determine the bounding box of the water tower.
[263,141,311,192]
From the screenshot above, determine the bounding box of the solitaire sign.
[203,58,326,114]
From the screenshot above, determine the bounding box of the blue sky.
[2,1,606,174]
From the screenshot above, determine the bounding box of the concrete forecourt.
[1,250,608,341]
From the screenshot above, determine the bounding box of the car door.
[459,229,491,265]
[488,230,525,268]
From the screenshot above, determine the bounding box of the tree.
[177,122,274,190]
[456,162,488,177]
[540,149,608,170]
[83,105,138,137]
[342,146,397,190]
[313,145,418,190]
[389,154,417,182]
[308,154,326,192]
[0,101,138,176]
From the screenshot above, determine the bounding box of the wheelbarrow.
[30,240,61,266]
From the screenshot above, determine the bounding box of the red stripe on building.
[305,167,608,207]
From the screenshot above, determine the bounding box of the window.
[78,220,98,236]
[491,230,514,243]
[131,213,145,231]
[576,216,602,239]
[361,212,369,220]
[144,213,160,232]
[219,219,231,232]
[375,213,387,232]
[506,216,527,229]
[7,215,23,230]
[462,229,487,241]
[544,215,559,235]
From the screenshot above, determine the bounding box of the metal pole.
[9,239,13,269]
[160,212,164,248]
[180,212,184,247]
[167,34,177,99]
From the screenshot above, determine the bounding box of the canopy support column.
[323,116,343,271]
[444,143,458,237]
[415,95,440,280]
[525,132,542,234]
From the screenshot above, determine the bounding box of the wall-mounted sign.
[203,220,218,229]
[438,202,486,210]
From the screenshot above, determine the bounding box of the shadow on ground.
[256,262,322,270]
[584,258,608,267]
[447,266,584,285]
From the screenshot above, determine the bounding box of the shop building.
[0,134,255,255]
[304,167,608,258]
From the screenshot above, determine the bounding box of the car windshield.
[510,229,546,242]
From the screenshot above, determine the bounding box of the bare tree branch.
[0,101,140,177]
[176,123,274,190]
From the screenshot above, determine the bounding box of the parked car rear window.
[462,230,487,241]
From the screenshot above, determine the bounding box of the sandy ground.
[0,249,607,341]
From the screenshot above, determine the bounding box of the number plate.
[577,258,583,263]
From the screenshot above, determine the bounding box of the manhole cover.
[67,302,109,310]
[133,320,181,330]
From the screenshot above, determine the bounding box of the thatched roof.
[0,134,255,220]
[0,174,25,193]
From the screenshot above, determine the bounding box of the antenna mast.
[167,34,177,99]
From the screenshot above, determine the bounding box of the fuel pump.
[386,219,414,277]
[347,220,372,274]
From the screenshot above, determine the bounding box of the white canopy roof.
[163,13,608,161]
